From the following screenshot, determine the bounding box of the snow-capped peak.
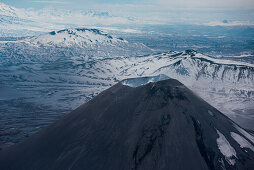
[25,28,127,47]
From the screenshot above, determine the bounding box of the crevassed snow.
[233,124,254,144]
[231,132,254,152]
[216,129,237,165]
[122,74,170,87]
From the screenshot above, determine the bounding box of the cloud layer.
[31,1,70,4]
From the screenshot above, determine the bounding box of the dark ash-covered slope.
[0,78,254,170]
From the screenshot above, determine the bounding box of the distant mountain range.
[0,77,253,169]
[0,28,152,63]
[0,2,134,36]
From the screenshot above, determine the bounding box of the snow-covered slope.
[0,28,152,64]
[0,31,254,149]
[1,47,252,120]
[26,28,127,47]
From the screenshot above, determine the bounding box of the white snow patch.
[232,54,254,58]
[204,20,254,27]
[122,74,170,87]
[233,124,254,144]
[231,132,254,152]
[216,129,237,165]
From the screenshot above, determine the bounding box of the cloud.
[204,20,254,26]
[91,26,143,34]
[156,0,254,9]
[31,1,70,4]
[2,1,254,29]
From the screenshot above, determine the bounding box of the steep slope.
[0,78,253,170]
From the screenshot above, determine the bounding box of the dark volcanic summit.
[0,78,254,170]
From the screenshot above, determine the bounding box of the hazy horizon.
[1,0,254,27]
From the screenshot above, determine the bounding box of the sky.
[1,0,254,27]
[2,0,254,10]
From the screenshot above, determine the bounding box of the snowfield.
[216,129,237,165]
